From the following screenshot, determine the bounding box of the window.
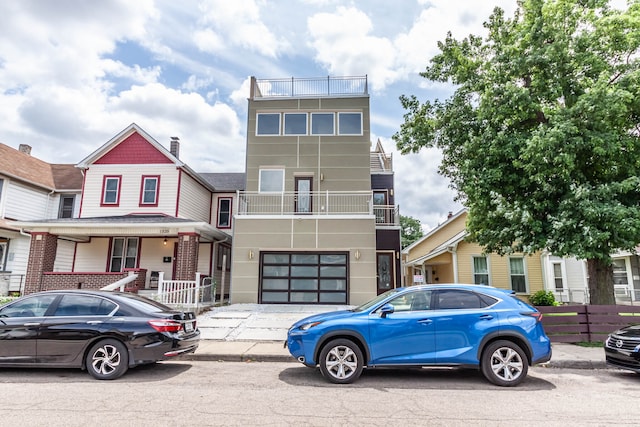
[139,176,160,206]
[260,252,348,304]
[388,290,432,312]
[472,256,489,285]
[0,178,4,203]
[58,195,75,218]
[284,113,307,135]
[509,257,527,293]
[338,112,362,135]
[552,262,565,291]
[256,113,280,135]
[259,169,284,192]
[0,294,57,317]
[613,259,629,285]
[54,294,117,316]
[436,289,497,310]
[101,176,121,206]
[311,113,334,135]
[217,244,231,271]
[217,198,232,228]
[109,237,138,272]
[0,240,6,271]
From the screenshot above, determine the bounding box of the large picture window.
[259,169,284,192]
[509,257,527,293]
[109,237,138,272]
[260,252,348,304]
[338,112,362,135]
[139,176,160,206]
[311,113,334,135]
[101,176,121,206]
[284,113,307,135]
[256,113,280,135]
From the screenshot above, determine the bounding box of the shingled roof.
[0,144,82,191]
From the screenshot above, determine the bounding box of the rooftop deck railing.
[236,191,399,225]
[251,76,368,99]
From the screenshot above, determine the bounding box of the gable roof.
[403,208,468,253]
[0,143,82,191]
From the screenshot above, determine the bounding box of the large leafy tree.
[394,0,640,304]
[401,215,424,248]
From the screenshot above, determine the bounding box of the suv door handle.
[479,314,493,320]
[418,319,433,325]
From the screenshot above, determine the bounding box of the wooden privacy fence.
[538,305,640,343]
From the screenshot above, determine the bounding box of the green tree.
[401,215,424,248]
[394,0,640,304]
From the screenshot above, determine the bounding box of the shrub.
[529,290,559,306]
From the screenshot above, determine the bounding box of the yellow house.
[402,210,545,297]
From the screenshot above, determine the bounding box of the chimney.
[19,144,32,155]
[170,137,180,159]
[447,211,453,219]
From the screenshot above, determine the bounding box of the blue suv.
[287,284,552,386]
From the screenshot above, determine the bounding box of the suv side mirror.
[379,303,394,318]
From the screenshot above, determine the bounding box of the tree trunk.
[586,258,616,305]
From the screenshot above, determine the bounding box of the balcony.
[250,76,368,99]
[236,191,399,226]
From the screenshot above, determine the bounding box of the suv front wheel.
[319,338,363,384]
[481,340,528,387]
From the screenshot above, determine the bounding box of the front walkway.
[197,304,352,341]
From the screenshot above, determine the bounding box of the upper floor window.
[311,113,335,135]
[613,259,629,285]
[259,169,284,192]
[109,237,138,272]
[58,195,75,218]
[284,113,307,135]
[256,113,280,135]
[509,257,527,293]
[101,176,121,206]
[140,176,160,207]
[472,256,489,285]
[0,178,4,204]
[338,112,363,135]
[217,198,232,228]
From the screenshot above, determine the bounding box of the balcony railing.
[251,76,368,99]
[236,191,399,225]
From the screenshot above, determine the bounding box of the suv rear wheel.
[481,340,528,387]
[319,338,363,384]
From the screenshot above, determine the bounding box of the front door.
[376,252,394,294]
[295,177,312,214]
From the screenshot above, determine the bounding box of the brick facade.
[24,232,58,294]
[174,233,199,280]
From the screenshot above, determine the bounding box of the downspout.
[448,243,459,283]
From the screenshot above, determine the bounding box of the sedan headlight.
[300,321,322,331]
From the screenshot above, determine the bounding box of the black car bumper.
[605,346,640,372]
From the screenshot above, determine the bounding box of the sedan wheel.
[481,340,528,387]
[86,339,129,380]
[319,339,363,384]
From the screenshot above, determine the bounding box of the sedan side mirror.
[379,303,394,318]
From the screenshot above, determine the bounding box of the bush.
[529,290,559,306]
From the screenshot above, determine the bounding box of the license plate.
[184,321,194,333]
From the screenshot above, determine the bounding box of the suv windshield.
[352,289,400,312]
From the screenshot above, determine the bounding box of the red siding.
[95,132,173,164]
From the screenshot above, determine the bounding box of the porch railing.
[155,272,216,312]
[237,190,399,225]
[0,273,25,296]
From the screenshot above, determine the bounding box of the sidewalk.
[183,304,607,369]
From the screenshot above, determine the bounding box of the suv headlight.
[300,321,322,331]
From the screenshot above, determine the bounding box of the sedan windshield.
[352,288,400,312]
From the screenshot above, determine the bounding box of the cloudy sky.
[0,0,560,229]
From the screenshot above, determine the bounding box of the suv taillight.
[522,311,543,322]
[149,319,182,333]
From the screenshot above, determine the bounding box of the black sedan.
[605,324,640,373]
[0,289,200,379]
